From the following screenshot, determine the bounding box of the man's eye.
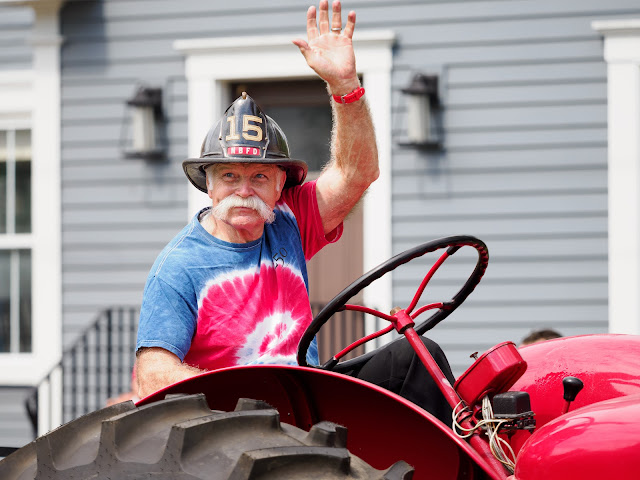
[223,173,235,178]
[255,173,267,179]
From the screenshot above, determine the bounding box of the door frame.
[175,30,396,341]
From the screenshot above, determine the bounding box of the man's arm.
[294,0,379,235]
[135,347,204,398]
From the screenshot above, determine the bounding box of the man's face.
[206,163,286,232]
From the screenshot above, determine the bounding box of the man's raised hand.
[293,0,360,96]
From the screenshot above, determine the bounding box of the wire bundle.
[452,397,517,473]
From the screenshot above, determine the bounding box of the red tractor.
[2,236,640,479]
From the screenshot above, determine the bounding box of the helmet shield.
[183,93,308,193]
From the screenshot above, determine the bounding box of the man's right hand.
[135,347,205,398]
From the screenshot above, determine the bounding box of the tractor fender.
[138,365,501,480]
[513,393,640,480]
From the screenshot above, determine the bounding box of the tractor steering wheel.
[296,235,489,373]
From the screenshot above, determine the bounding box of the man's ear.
[276,168,287,196]
[205,166,215,199]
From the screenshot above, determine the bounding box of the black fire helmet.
[182,92,308,193]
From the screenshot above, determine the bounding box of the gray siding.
[60,1,190,345]
[388,1,632,374]
[0,387,35,452]
[0,6,32,70]
[56,0,638,376]
[57,0,346,342]
[0,0,635,446]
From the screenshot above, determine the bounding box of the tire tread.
[0,395,414,480]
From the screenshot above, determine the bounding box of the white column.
[31,0,65,430]
[361,69,393,349]
[185,73,221,218]
[36,378,51,435]
[593,20,640,334]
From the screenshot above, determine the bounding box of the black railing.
[64,306,139,421]
[32,302,368,435]
[33,306,139,433]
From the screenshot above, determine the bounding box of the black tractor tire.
[0,393,413,480]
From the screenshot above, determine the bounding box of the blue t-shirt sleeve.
[136,276,197,361]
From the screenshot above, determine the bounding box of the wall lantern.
[123,86,165,161]
[400,73,442,150]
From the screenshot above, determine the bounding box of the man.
[520,328,562,346]
[136,0,454,424]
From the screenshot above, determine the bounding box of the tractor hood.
[513,393,640,480]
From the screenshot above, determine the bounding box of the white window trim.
[592,19,640,334]
[0,3,62,386]
[175,31,395,339]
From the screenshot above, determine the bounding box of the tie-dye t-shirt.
[136,180,341,370]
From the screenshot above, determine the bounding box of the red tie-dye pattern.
[183,263,312,370]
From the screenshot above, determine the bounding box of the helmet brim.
[182,156,308,193]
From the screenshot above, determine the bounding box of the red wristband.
[332,87,365,104]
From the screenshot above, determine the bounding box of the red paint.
[138,365,500,480]
[226,146,261,156]
[137,332,640,479]
[514,394,640,479]
[455,341,527,406]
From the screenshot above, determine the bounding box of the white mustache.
[211,195,276,224]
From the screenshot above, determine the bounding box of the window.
[0,4,63,391]
[0,128,32,353]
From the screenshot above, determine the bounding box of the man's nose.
[234,177,254,197]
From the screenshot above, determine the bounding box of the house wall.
[1,0,638,448]
[387,0,634,374]
[58,0,637,375]
[0,386,35,452]
[58,0,637,368]
[386,0,640,374]
[59,0,190,344]
[0,5,33,69]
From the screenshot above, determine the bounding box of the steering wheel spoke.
[343,304,395,322]
[333,323,395,362]
[411,302,446,319]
